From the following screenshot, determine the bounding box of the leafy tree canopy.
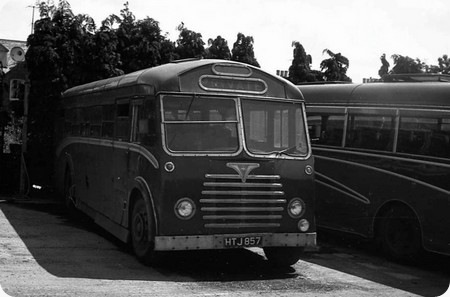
[205,36,231,60]
[175,22,205,59]
[288,41,324,83]
[376,54,450,78]
[320,49,351,82]
[390,54,424,74]
[231,33,260,67]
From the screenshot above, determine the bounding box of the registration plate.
[224,236,262,248]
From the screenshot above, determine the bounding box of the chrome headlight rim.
[287,198,306,218]
[174,197,196,220]
[298,219,310,232]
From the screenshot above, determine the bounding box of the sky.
[1,0,450,83]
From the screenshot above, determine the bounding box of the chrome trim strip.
[203,182,282,188]
[205,174,281,180]
[201,190,285,196]
[212,63,253,77]
[315,172,370,204]
[316,153,450,195]
[204,223,281,228]
[199,75,268,94]
[56,137,159,169]
[200,198,287,204]
[314,146,450,169]
[201,206,284,212]
[203,215,282,220]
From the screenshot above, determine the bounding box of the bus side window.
[116,102,130,141]
[136,100,157,145]
[307,114,344,146]
[64,108,74,136]
[346,115,394,151]
[72,108,82,136]
[102,105,115,139]
[398,116,450,158]
[307,115,322,143]
[90,106,102,137]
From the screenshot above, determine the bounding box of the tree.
[112,3,170,73]
[84,20,123,82]
[437,54,450,74]
[390,54,424,74]
[288,41,322,83]
[205,36,231,60]
[320,49,351,81]
[231,33,260,67]
[175,22,205,59]
[378,53,390,78]
[26,0,89,186]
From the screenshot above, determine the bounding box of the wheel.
[377,205,422,262]
[263,247,303,267]
[63,171,77,214]
[131,196,160,265]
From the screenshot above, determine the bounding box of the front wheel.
[377,205,422,262]
[263,247,303,267]
[131,197,161,266]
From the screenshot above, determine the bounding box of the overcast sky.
[1,0,449,83]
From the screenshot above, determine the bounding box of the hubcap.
[133,212,147,242]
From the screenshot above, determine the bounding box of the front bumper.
[154,232,316,251]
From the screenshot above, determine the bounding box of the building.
[0,39,28,111]
[0,39,27,71]
[276,70,289,78]
[0,39,28,194]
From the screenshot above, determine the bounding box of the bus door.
[109,98,151,225]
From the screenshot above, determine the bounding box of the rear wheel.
[377,205,422,262]
[131,196,160,265]
[263,247,303,267]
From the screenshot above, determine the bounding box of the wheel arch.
[372,200,423,243]
[56,152,74,196]
[129,177,159,242]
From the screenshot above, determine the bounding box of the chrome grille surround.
[201,172,286,228]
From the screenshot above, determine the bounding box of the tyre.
[263,247,303,267]
[378,205,422,262]
[130,196,160,265]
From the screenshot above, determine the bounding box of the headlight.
[174,198,195,220]
[288,198,305,218]
[298,219,310,232]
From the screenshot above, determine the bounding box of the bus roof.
[297,82,450,108]
[62,59,302,101]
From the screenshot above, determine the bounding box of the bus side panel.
[314,147,450,255]
[391,159,450,255]
[55,140,120,222]
[314,151,372,236]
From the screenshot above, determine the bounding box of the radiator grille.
[201,172,286,228]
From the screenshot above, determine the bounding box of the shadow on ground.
[0,197,299,282]
[1,195,448,296]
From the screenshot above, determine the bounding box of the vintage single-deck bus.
[298,80,450,261]
[54,59,316,266]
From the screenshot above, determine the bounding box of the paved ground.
[0,195,448,297]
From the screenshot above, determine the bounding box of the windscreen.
[241,99,309,156]
[162,95,239,152]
